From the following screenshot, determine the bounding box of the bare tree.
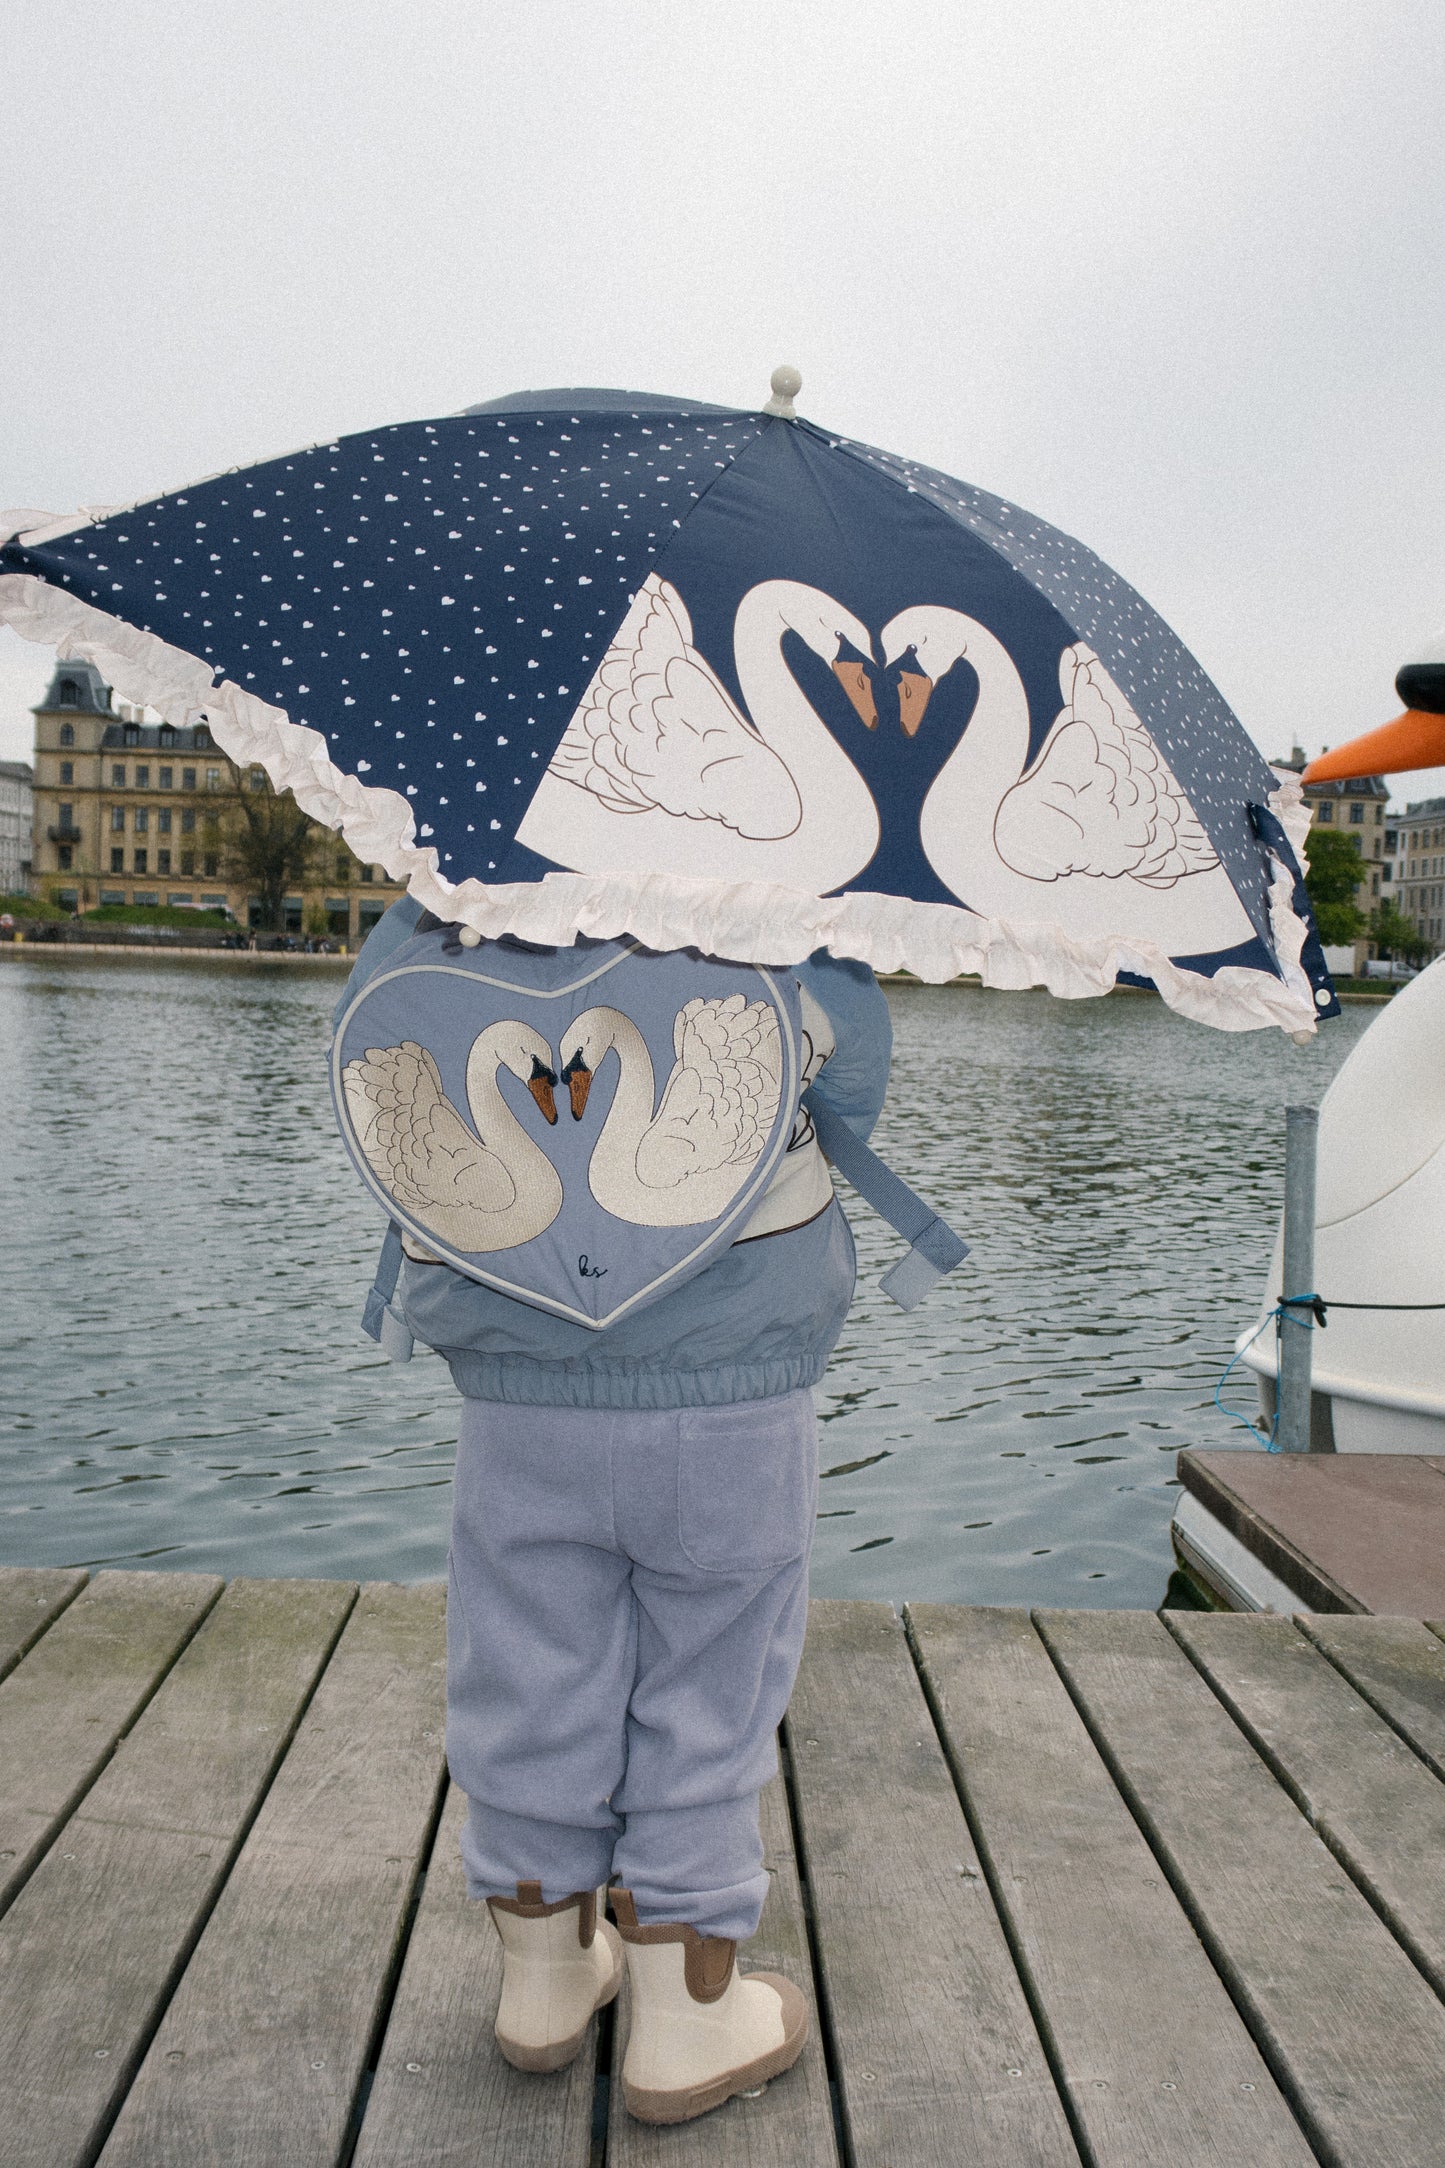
[214,761,326,931]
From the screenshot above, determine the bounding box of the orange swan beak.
[1303,711,1445,784]
[1303,654,1445,782]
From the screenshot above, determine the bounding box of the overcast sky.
[4,0,1443,799]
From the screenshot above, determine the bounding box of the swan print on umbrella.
[881,608,1256,955]
[561,994,784,1227]
[341,1023,563,1251]
[516,574,882,892]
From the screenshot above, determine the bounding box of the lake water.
[0,954,1370,1605]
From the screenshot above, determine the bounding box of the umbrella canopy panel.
[0,389,1333,1032]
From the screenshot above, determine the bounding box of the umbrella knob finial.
[763,364,802,418]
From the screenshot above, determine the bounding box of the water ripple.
[0,959,1369,1599]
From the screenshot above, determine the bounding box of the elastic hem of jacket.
[441,1352,831,1410]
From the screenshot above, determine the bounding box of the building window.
[158,766,172,789]
[157,849,171,875]
[168,892,192,906]
[359,863,374,883]
[206,767,221,791]
[111,847,125,873]
[135,764,150,787]
[112,764,126,787]
[59,761,73,785]
[181,766,196,790]
[335,854,350,883]
[123,722,140,747]
[111,806,126,832]
[1349,803,1364,824]
[58,803,74,830]
[134,807,149,834]
[159,724,176,747]
[181,807,196,834]
[201,894,227,909]
[1375,805,1383,824]
[180,852,195,876]
[58,722,75,747]
[203,853,219,877]
[133,849,148,875]
[57,845,72,871]
[133,891,158,907]
[157,808,172,835]
[1316,802,1333,822]
[194,725,212,749]
[100,889,125,906]
[249,766,266,791]
[58,678,79,706]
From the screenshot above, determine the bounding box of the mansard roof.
[98,720,217,751]
[34,658,113,715]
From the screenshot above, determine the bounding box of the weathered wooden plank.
[786,1600,1078,2168]
[0,1576,357,2168]
[1167,1609,1445,2003]
[1037,1606,1445,2168]
[0,1570,222,1917]
[607,1767,840,2168]
[1296,1612,1445,1782]
[99,1581,447,2168]
[909,1603,1314,2168]
[351,1781,596,2168]
[0,1567,88,1683]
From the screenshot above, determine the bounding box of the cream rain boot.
[487,1882,624,2072]
[611,1888,809,2124]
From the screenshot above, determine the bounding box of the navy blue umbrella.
[0,375,1333,1032]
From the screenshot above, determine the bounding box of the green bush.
[79,903,234,929]
[0,892,62,920]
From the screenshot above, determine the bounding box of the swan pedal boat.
[1236,949,1445,1454]
[1171,641,1445,1608]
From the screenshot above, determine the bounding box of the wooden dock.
[1176,1449,1445,1614]
[3,1569,1445,2166]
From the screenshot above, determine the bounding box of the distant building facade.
[1274,745,1391,972]
[29,660,405,943]
[0,758,33,894]
[1391,798,1445,953]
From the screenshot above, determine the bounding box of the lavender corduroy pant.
[446,1390,818,1942]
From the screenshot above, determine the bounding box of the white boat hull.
[1239,953,1445,1454]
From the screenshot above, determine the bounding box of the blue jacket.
[335,900,892,1408]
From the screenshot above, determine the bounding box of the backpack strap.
[362,1220,416,1364]
[803,1091,970,1311]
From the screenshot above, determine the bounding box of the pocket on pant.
[676,1397,816,1574]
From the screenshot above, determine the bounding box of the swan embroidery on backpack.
[559,994,784,1229]
[341,1022,563,1252]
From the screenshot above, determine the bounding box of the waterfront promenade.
[2,1568,1444,2165]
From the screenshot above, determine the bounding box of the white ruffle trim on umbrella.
[0,558,1321,1036]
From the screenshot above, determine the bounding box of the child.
[336,900,891,2124]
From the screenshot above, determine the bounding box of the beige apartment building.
[1390,797,1445,952]
[29,659,406,943]
[1275,745,1392,971]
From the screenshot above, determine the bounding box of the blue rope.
[1213,1309,1282,1449]
[1213,1292,1318,1452]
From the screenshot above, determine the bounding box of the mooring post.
[1277,1103,1319,1453]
